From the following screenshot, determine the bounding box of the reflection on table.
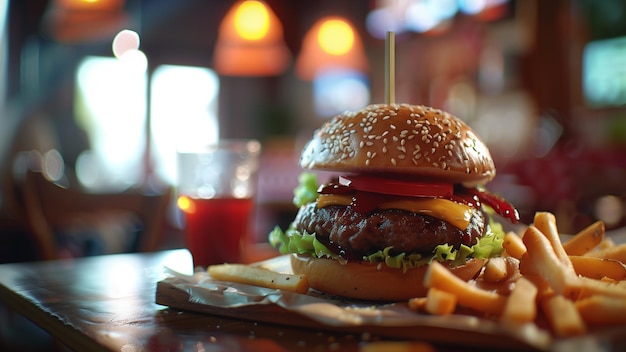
[0,249,432,352]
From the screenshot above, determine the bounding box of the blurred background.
[1,0,626,265]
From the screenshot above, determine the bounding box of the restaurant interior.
[0,0,626,253]
[2,0,626,261]
[1,0,626,350]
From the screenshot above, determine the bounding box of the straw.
[384,31,395,105]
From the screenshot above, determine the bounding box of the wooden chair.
[18,169,172,260]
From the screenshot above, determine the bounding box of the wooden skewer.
[384,31,395,105]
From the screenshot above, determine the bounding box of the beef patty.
[292,203,486,260]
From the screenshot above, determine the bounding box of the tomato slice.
[338,175,453,198]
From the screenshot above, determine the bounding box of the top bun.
[300,103,495,185]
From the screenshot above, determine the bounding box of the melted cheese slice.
[317,194,474,230]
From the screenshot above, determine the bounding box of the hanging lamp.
[42,0,128,43]
[295,16,368,80]
[213,0,291,77]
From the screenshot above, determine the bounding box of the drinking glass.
[177,140,261,267]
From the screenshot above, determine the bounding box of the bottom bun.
[290,254,485,301]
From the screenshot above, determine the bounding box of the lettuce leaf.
[270,223,505,272]
[293,172,319,207]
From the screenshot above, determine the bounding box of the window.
[75,55,147,191]
[150,65,219,185]
[75,58,219,190]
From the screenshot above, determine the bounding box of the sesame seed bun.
[300,104,495,185]
[290,254,485,301]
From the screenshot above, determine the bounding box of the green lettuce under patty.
[268,172,505,272]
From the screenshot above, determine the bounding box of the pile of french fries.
[411,212,626,338]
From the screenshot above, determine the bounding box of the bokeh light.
[318,19,355,56]
[234,1,270,41]
[177,196,196,214]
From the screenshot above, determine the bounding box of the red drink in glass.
[178,196,254,267]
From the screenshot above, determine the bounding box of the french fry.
[541,294,587,337]
[500,277,538,324]
[521,226,582,300]
[208,263,309,294]
[408,297,428,312]
[483,257,519,283]
[474,269,521,296]
[503,231,526,259]
[518,251,538,276]
[586,242,626,263]
[562,221,605,256]
[577,276,626,299]
[483,257,508,283]
[425,287,457,315]
[576,295,626,325]
[424,261,507,315]
[569,255,626,281]
[533,212,574,270]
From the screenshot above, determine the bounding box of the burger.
[269,103,519,301]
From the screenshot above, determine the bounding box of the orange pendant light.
[43,0,128,43]
[296,16,369,80]
[213,0,291,77]
[55,0,125,11]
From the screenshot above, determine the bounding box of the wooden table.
[0,249,426,352]
[3,249,626,351]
